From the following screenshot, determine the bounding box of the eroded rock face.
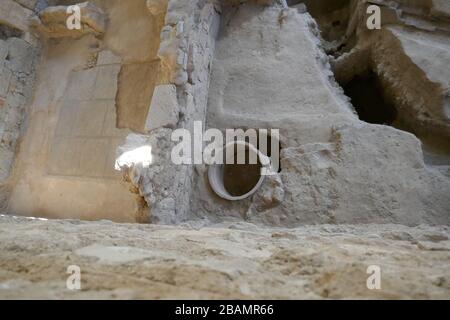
[329,0,450,159]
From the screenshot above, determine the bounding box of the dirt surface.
[0,215,449,299]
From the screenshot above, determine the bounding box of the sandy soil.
[0,215,449,299]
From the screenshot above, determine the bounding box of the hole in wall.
[207,129,282,201]
[342,71,397,125]
[223,145,263,197]
[208,141,268,201]
[335,62,450,167]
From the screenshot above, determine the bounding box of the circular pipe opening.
[208,141,270,201]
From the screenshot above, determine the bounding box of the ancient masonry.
[0,0,449,228]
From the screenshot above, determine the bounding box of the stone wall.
[6,0,157,222]
[187,0,450,227]
[117,0,221,224]
[0,0,39,211]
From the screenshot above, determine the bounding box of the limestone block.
[4,38,35,74]
[145,84,179,132]
[102,101,129,138]
[48,137,82,176]
[0,0,33,32]
[72,100,108,137]
[158,37,181,74]
[31,1,107,38]
[78,138,110,177]
[65,68,97,100]
[55,99,77,137]
[116,61,160,132]
[92,65,120,100]
[96,50,121,66]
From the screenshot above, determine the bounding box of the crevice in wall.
[0,24,23,40]
[335,51,450,167]
[342,70,397,125]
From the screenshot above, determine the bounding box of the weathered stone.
[4,38,35,73]
[17,0,38,11]
[145,84,179,132]
[0,0,33,33]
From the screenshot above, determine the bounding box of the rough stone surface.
[0,0,34,33]
[145,84,179,132]
[0,36,38,210]
[0,215,449,299]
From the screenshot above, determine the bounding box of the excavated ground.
[0,215,449,299]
